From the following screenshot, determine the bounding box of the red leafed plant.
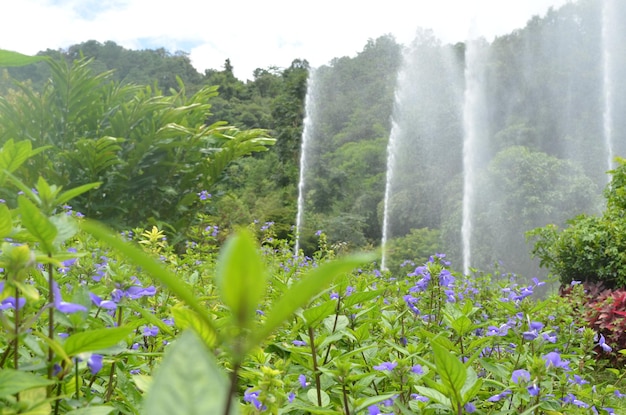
[585,286,626,353]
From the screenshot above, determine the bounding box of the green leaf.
[354,393,399,412]
[65,406,116,415]
[215,230,266,330]
[307,389,330,407]
[342,289,384,308]
[431,342,466,401]
[0,369,55,399]
[0,204,12,239]
[142,330,237,415]
[0,49,48,67]
[171,306,217,348]
[414,385,451,406]
[0,139,32,173]
[303,301,336,328]
[56,182,102,206]
[461,365,483,403]
[18,195,57,253]
[450,315,474,336]
[248,252,373,353]
[64,327,133,356]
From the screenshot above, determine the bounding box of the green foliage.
[530,158,626,287]
[0,53,275,243]
[384,228,441,274]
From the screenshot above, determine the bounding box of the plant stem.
[222,361,241,415]
[105,307,124,401]
[308,326,322,407]
[47,261,55,383]
[14,285,20,371]
[341,383,351,415]
[323,298,342,365]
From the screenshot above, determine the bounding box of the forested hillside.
[2,0,625,277]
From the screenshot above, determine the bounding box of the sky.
[2,0,571,80]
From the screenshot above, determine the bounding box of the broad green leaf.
[50,214,79,246]
[56,182,102,206]
[80,220,219,342]
[354,393,400,413]
[18,196,57,253]
[303,301,336,328]
[342,289,384,308]
[248,252,373,352]
[450,315,474,336]
[0,369,55,399]
[0,204,12,238]
[414,386,451,406]
[0,139,31,173]
[171,306,217,348]
[461,365,483,403]
[215,230,266,330]
[64,327,133,356]
[142,330,237,415]
[0,49,48,66]
[431,342,466,401]
[323,314,349,333]
[307,389,330,407]
[65,406,116,415]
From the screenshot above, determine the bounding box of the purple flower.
[529,321,544,331]
[568,374,589,385]
[298,374,307,388]
[543,351,570,371]
[0,297,26,310]
[87,354,103,375]
[411,394,429,402]
[598,334,612,352]
[89,292,117,310]
[368,405,381,415]
[411,365,424,375]
[522,330,538,341]
[487,390,511,402]
[511,369,531,384]
[373,361,397,371]
[142,325,159,337]
[197,190,211,200]
[292,340,307,347]
[528,384,540,396]
[53,281,87,313]
[542,332,557,343]
[403,295,420,315]
[464,402,476,413]
[244,389,264,410]
[288,391,295,403]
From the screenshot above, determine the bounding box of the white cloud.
[1,0,569,80]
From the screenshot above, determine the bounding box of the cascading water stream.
[461,39,486,276]
[380,116,402,270]
[294,68,317,256]
[602,0,615,178]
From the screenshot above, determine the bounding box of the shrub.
[529,157,626,287]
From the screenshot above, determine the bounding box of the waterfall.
[602,0,615,177]
[294,68,317,256]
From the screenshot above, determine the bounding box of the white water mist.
[461,39,487,276]
[602,0,615,178]
[294,69,317,256]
